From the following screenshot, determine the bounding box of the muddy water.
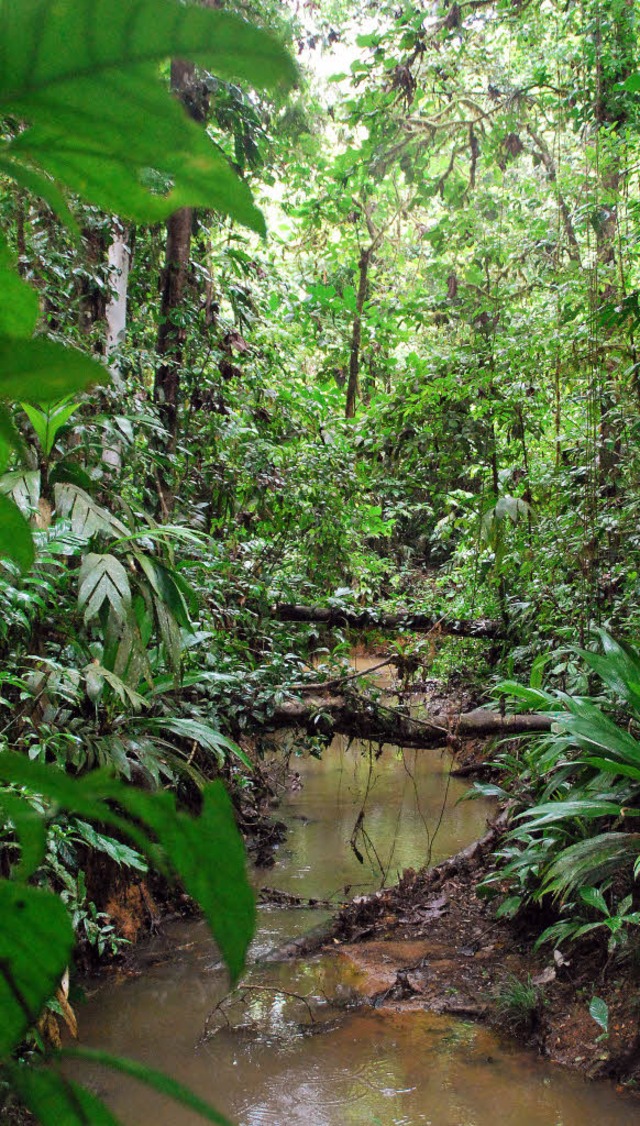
[74,737,638,1125]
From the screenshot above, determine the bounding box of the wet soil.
[311,809,640,1091]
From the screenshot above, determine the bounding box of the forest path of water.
[71,726,638,1126]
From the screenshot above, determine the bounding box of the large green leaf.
[137,716,253,770]
[54,482,128,539]
[0,883,74,1056]
[0,755,255,984]
[78,552,132,623]
[9,118,264,230]
[0,154,80,235]
[515,798,627,830]
[0,791,47,881]
[0,236,39,339]
[0,337,106,401]
[0,0,297,230]
[578,632,640,718]
[124,784,255,984]
[63,1049,235,1125]
[0,0,296,100]
[7,1065,120,1125]
[0,493,35,571]
[21,398,79,457]
[558,699,640,769]
[542,833,640,896]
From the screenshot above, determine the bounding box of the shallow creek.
[74,733,639,1125]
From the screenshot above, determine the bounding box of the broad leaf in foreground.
[0,0,297,229]
[0,755,255,984]
[0,493,35,571]
[7,1066,120,1126]
[0,883,74,1056]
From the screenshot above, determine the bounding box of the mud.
[314,819,640,1090]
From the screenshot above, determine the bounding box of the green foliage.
[0,753,255,980]
[0,882,74,1057]
[0,2,299,1120]
[589,996,609,1040]
[0,0,296,229]
[483,632,640,952]
[493,974,540,1034]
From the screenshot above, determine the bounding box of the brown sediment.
[303,814,640,1090]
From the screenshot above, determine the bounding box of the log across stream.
[71,733,638,1125]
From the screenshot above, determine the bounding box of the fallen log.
[274,603,505,640]
[269,694,551,749]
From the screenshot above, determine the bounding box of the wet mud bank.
[70,730,640,1126]
[305,809,640,1091]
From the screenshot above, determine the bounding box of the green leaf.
[542,834,640,897]
[0,493,35,571]
[78,552,132,623]
[579,886,609,916]
[0,0,297,231]
[515,799,624,830]
[0,154,80,236]
[8,1064,120,1125]
[0,0,296,102]
[0,755,255,984]
[142,558,192,631]
[12,121,265,231]
[556,699,640,769]
[62,1048,235,1125]
[0,338,107,401]
[83,663,147,712]
[123,783,255,984]
[589,996,609,1035]
[0,403,27,465]
[0,791,47,881]
[137,716,252,771]
[0,883,74,1055]
[55,482,128,539]
[73,820,147,872]
[578,632,640,717]
[495,895,522,919]
[0,235,39,339]
[21,398,79,457]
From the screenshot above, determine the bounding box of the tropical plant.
[480,632,640,952]
[0,0,295,1122]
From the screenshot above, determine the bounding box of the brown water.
[73,736,639,1125]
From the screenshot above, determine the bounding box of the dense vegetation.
[3,0,640,1119]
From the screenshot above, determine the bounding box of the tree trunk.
[105,221,130,381]
[273,603,505,639]
[267,694,551,748]
[345,246,372,419]
[103,220,131,472]
[154,204,193,451]
[153,56,210,516]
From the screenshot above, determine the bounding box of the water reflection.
[73,738,638,1126]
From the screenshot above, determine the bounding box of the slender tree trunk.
[103,220,131,471]
[346,246,372,419]
[153,57,209,515]
[105,222,130,379]
[155,204,193,448]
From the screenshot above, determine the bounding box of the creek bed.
[73,737,639,1125]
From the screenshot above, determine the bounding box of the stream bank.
[311,818,640,1089]
[68,727,640,1124]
